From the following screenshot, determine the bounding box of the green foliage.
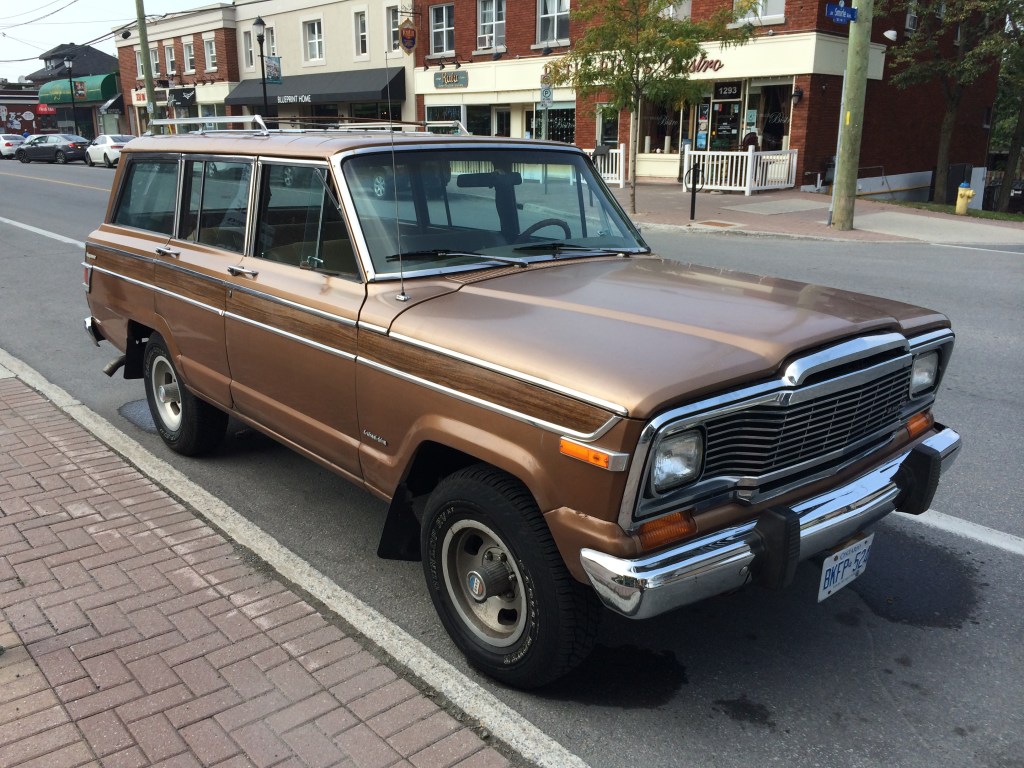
[546,0,752,111]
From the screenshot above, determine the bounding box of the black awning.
[99,93,124,115]
[224,69,405,106]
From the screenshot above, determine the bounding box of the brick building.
[116,4,241,135]
[410,0,997,198]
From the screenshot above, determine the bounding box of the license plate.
[817,533,874,602]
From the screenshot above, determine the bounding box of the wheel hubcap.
[442,520,526,648]
[150,355,182,431]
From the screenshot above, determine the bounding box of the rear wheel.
[103,153,113,168]
[143,334,227,456]
[85,153,95,167]
[55,150,66,164]
[421,465,600,688]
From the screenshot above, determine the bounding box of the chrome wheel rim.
[441,519,526,648]
[150,353,182,431]
[373,174,387,198]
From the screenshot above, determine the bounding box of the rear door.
[224,159,366,478]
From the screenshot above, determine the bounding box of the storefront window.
[466,105,491,137]
[352,102,401,121]
[638,101,681,153]
[526,104,575,144]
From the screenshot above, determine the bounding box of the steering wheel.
[516,218,571,242]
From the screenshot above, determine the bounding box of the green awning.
[39,74,118,105]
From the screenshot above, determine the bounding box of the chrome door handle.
[155,246,181,257]
[227,265,259,277]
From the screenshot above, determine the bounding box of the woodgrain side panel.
[230,290,359,356]
[359,332,612,435]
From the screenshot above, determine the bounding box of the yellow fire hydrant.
[955,182,975,215]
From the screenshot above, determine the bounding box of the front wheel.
[143,334,227,456]
[17,151,29,164]
[421,465,600,688]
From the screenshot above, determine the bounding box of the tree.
[884,0,1007,204]
[546,0,751,213]
[992,7,1024,211]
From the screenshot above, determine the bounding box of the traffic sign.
[540,85,553,109]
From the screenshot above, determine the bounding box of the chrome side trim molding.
[224,312,356,361]
[358,356,621,442]
[89,266,224,316]
[389,332,629,418]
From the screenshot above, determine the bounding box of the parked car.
[83,123,961,688]
[1010,179,1024,214]
[15,133,89,163]
[86,134,135,167]
[0,133,24,159]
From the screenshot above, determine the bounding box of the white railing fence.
[682,146,798,195]
[585,143,626,188]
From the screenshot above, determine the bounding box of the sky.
[0,0,185,84]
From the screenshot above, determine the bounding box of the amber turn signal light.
[559,438,612,469]
[906,411,934,439]
[637,511,698,550]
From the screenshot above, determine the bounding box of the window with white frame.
[243,30,254,68]
[733,0,785,24]
[387,5,400,51]
[905,2,919,30]
[431,4,454,54]
[135,51,144,78]
[266,26,277,55]
[183,41,195,72]
[204,37,217,70]
[538,0,569,43]
[355,11,368,55]
[150,48,160,76]
[164,44,176,73]
[478,0,505,48]
[304,19,324,61]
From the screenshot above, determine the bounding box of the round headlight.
[911,351,939,395]
[651,430,703,493]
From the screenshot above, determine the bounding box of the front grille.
[702,366,911,478]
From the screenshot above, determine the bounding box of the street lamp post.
[253,16,270,121]
[63,55,78,135]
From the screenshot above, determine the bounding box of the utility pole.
[831,0,874,231]
[135,0,159,133]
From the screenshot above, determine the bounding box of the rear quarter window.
[112,159,179,236]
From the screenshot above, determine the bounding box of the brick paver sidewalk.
[0,374,512,768]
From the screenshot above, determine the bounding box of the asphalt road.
[1,160,1022,768]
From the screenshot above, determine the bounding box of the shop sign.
[134,91,147,103]
[36,103,57,115]
[714,81,742,100]
[278,94,313,104]
[400,20,417,53]
[434,70,468,89]
[689,55,724,74]
[168,88,196,106]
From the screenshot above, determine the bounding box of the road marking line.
[934,243,1024,255]
[0,216,85,248]
[909,508,1024,556]
[0,348,589,768]
[0,170,109,193]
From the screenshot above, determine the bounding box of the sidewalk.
[611,183,1024,245]
[0,368,514,768]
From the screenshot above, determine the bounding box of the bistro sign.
[434,70,468,89]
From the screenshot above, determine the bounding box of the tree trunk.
[629,107,639,214]
[932,86,962,205]
[996,94,1024,212]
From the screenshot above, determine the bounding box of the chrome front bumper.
[580,427,961,619]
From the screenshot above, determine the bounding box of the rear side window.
[181,160,252,253]
[112,159,179,235]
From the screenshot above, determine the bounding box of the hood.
[388,258,947,419]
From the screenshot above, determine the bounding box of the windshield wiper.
[386,249,528,267]
[512,242,637,255]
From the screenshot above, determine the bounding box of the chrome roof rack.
[149,115,270,135]
[146,115,471,137]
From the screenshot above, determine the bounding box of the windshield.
[342,147,647,277]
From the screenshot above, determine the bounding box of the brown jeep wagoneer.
[84,117,961,688]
